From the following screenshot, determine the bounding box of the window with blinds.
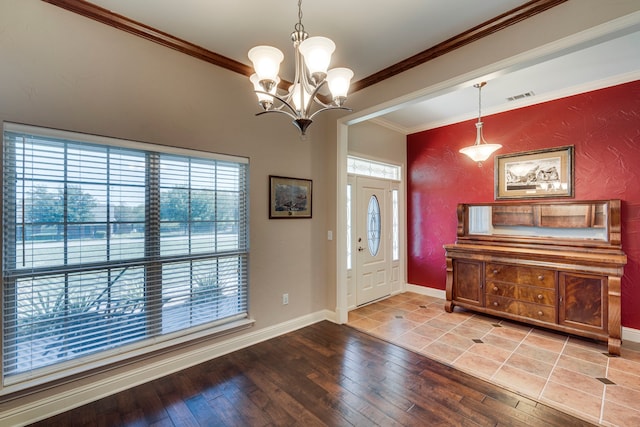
[2,123,250,391]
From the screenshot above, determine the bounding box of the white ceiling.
[80,0,640,134]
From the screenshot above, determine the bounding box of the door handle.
[358,246,365,252]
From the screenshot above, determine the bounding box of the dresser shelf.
[444,200,627,355]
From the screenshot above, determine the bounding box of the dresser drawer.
[485,295,518,315]
[518,287,555,306]
[486,282,516,298]
[486,264,555,288]
[519,302,556,323]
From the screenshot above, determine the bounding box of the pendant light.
[459,82,502,163]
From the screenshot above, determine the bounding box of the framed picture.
[495,145,574,200]
[269,175,312,218]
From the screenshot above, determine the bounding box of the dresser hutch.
[444,199,627,355]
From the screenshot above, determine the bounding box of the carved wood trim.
[41,0,567,93]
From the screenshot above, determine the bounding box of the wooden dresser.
[444,200,627,355]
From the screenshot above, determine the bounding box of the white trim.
[623,326,640,344]
[0,310,332,427]
[406,284,446,300]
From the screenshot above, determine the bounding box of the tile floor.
[347,292,640,427]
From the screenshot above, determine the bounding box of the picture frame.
[495,145,574,200]
[269,175,313,218]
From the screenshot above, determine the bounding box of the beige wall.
[0,0,334,330]
[348,121,406,165]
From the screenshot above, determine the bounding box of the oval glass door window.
[367,195,381,256]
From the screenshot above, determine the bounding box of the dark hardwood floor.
[30,321,595,426]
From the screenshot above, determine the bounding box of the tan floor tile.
[499,319,534,333]
[605,384,640,411]
[566,335,608,352]
[441,310,474,323]
[548,366,604,398]
[607,368,640,392]
[347,317,382,331]
[506,353,554,378]
[347,292,640,425]
[421,340,466,364]
[370,318,419,339]
[608,356,640,378]
[488,324,530,342]
[601,399,640,427]
[466,342,512,364]
[563,343,610,365]
[426,316,459,332]
[540,381,603,421]
[395,331,434,351]
[347,310,365,322]
[522,333,566,353]
[620,343,640,363]
[514,343,561,365]
[451,324,486,340]
[461,318,496,334]
[393,302,424,312]
[492,364,547,398]
[367,310,398,324]
[481,333,521,352]
[438,332,475,351]
[351,305,378,317]
[453,352,502,380]
[403,309,439,324]
[556,354,607,377]
[412,323,447,340]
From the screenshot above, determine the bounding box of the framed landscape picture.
[495,145,574,200]
[269,175,312,218]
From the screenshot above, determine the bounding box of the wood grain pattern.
[28,321,595,426]
[445,199,626,355]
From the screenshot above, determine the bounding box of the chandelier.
[248,0,354,135]
[459,82,502,163]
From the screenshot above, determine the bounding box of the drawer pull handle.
[493,301,499,307]
[493,286,499,292]
[537,311,543,316]
[537,294,544,300]
[538,275,544,280]
[493,269,498,274]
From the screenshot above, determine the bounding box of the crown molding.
[42,0,567,93]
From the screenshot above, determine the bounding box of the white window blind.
[2,123,249,390]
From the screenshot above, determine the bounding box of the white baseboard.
[623,326,640,344]
[406,283,446,299]
[404,284,640,344]
[1,310,333,427]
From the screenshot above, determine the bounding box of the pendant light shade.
[459,82,502,163]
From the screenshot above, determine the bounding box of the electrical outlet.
[282,293,289,305]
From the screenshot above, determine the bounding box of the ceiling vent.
[506,91,535,102]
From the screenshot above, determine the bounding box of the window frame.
[1,122,252,394]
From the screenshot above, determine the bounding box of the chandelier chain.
[295,0,304,33]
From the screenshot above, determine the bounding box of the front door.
[355,177,391,305]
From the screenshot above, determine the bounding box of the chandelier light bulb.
[326,68,354,103]
[299,36,335,78]
[248,46,284,84]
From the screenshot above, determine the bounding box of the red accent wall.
[407,79,640,330]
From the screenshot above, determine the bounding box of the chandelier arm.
[253,90,300,116]
[255,109,299,122]
[308,106,352,121]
